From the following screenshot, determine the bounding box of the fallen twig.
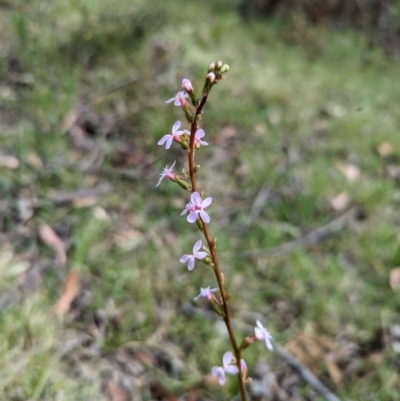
[274,344,342,401]
[223,207,358,258]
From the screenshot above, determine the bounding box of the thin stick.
[222,207,358,259]
[274,345,342,401]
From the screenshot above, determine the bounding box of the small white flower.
[254,320,273,351]
[180,240,208,271]
[158,121,188,150]
[180,192,212,224]
[194,129,208,147]
[165,91,189,106]
[211,351,239,386]
[194,286,218,301]
[156,161,176,187]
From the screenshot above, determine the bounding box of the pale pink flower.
[194,285,218,301]
[181,192,212,223]
[158,121,188,150]
[180,240,208,271]
[211,351,239,386]
[165,91,189,106]
[182,78,193,93]
[254,320,273,351]
[194,129,208,146]
[206,72,215,83]
[156,161,176,187]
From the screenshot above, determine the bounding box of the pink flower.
[254,320,273,351]
[158,121,188,150]
[156,161,176,187]
[165,91,189,106]
[180,240,208,271]
[194,129,208,147]
[206,72,215,83]
[181,192,212,223]
[194,285,218,301]
[182,78,193,93]
[211,351,239,386]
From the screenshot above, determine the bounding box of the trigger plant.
[157,62,273,400]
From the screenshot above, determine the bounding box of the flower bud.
[208,62,215,72]
[183,104,194,123]
[206,72,215,83]
[216,60,223,69]
[182,78,193,93]
[202,256,213,265]
[194,164,201,173]
[220,64,230,73]
[239,336,254,351]
[175,177,191,190]
[196,218,204,231]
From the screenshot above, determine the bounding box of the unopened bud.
[202,256,213,265]
[239,336,254,351]
[182,78,193,93]
[216,60,223,69]
[183,104,194,123]
[206,72,215,83]
[175,177,191,190]
[194,164,201,173]
[220,64,230,73]
[196,218,204,231]
[208,62,215,72]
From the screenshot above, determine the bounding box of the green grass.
[1,0,400,399]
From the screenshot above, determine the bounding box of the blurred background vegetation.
[1,0,400,400]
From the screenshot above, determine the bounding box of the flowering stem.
[187,92,248,401]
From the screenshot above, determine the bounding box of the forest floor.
[1,0,400,400]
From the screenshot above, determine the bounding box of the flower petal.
[194,251,207,260]
[187,257,195,271]
[180,255,190,263]
[225,365,239,375]
[156,176,164,187]
[196,129,205,138]
[172,120,181,133]
[193,240,202,253]
[199,210,210,223]
[187,212,198,223]
[191,192,202,205]
[222,351,234,368]
[157,136,169,145]
[201,197,212,208]
[254,327,263,339]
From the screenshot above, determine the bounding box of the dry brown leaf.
[387,165,400,179]
[337,162,361,182]
[389,267,400,290]
[54,270,80,316]
[113,229,144,252]
[325,354,342,385]
[61,109,79,134]
[26,152,43,169]
[93,206,111,221]
[104,379,130,401]
[73,197,98,208]
[330,192,350,211]
[377,142,394,158]
[38,223,67,265]
[0,154,20,169]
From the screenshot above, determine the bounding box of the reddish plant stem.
[187,93,248,401]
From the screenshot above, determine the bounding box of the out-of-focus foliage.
[239,0,400,60]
